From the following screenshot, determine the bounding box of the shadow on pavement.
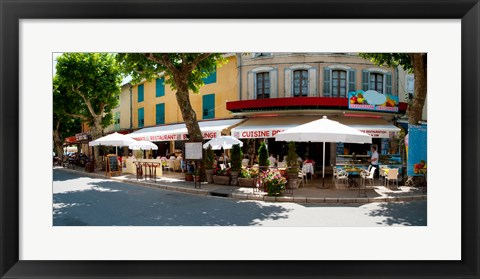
[367,201,427,226]
[54,180,291,226]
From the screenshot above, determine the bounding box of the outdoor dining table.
[343,167,364,188]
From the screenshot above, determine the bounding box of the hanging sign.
[348,90,399,113]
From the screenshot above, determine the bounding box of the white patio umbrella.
[89,132,137,155]
[275,116,372,188]
[203,135,243,150]
[128,140,158,150]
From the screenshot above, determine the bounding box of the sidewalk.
[55,166,427,204]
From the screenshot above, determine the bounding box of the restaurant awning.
[127,118,245,142]
[334,117,401,138]
[231,115,400,139]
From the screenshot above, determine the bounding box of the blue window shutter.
[156,103,165,125]
[323,67,331,97]
[385,73,392,94]
[138,84,144,103]
[156,78,165,97]
[362,70,370,91]
[348,69,356,92]
[203,66,217,85]
[202,94,215,120]
[138,107,144,128]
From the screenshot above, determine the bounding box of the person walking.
[368,146,379,178]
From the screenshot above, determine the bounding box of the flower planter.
[213,175,230,185]
[205,169,214,184]
[185,174,193,181]
[230,170,240,186]
[194,175,201,183]
[287,173,299,189]
[238,177,258,188]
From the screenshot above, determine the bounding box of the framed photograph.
[1,0,479,278]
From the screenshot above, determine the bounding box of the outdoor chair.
[385,168,399,189]
[331,165,338,184]
[335,169,348,188]
[298,169,307,187]
[219,163,226,170]
[361,166,376,187]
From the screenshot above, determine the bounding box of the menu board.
[185,142,203,160]
[106,154,121,176]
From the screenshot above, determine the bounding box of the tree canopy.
[359,53,427,124]
[117,53,226,142]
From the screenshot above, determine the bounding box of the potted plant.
[185,172,193,181]
[213,166,231,185]
[238,167,259,187]
[261,168,287,196]
[193,169,201,182]
[286,141,300,189]
[257,141,269,190]
[204,146,215,184]
[229,144,243,186]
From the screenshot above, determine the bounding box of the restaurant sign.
[133,131,220,142]
[348,90,398,113]
[233,129,284,139]
[358,129,390,138]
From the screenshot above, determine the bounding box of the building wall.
[130,55,238,129]
[239,53,396,100]
[105,83,132,133]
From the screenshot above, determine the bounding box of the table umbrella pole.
[322,141,325,188]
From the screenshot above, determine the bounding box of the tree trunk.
[90,117,104,170]
[53,130,64,163]
[174,78,203,142]
[409,53,427,125]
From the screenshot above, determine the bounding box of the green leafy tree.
[358,53,427,125]
[230,144,243,172]
[286,141,299,173]
[258,141,269,167]
[54,53,123,165]
[116,53,226,142]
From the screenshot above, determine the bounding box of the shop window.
[138,84,144,103]
[256,72,270,99]
[293,70,308,97]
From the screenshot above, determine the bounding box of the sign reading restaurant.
[233,129,284,139]
[133,131,220,142]
[348,90,399,113]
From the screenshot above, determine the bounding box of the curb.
[56,168,427,204]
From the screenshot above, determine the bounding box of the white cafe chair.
[361,166,376,187]
[335,169,348,188]
[385,168,399,189]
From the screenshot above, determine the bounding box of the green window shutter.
[202,94,215,120]
[385,73,392,94]
[156,103,165,125]
[138,84,144,103]
[156,78,165,97]
[362,70,370,91]
[203,66,217,84]
[323,67,331,97]
[138,107,144,128]
[114,112,120,131]
[348,69,356,93]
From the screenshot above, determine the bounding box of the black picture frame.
[1,0,478,278]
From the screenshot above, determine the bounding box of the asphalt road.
[53,169,427,226]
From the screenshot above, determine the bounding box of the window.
[156,78,165,97]
[202,94,215,119]
[324,67,355,97]
[254,53,272,58]
[370,73,383,93]
[293,70,308,97]
[256,72,270,99]
[155,103,165,125]
[138,107,144,128]
[332,70,347,97]
[202,66,217,84]
[138,84,144,103]
[362,70,392,94]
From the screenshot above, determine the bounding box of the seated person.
[268,154,277,167]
